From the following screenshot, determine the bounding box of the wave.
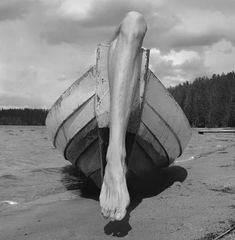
[31,167,62,174]
[0,174,19,180]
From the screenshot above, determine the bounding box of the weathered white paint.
[46,66,96,144]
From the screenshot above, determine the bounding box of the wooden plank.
[136,122,169,166]
[127,48,150,133]
[76,139,101,185]
[138,70,192,164]
[145,71,191,152]
[140,103,180,163]
[128,139,166,177]
[64,118,98,164]
[54,96,96,155]
[95,44,110,128]
[46,66,96,144]
[95,44,150,132]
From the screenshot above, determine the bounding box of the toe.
[115,209,126,221]
[101,207,110,219]
[109,209,116,221]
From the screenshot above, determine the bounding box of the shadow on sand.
[61,164,187,237]
[61,165,100,200]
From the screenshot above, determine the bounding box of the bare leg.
[99,11,147,221]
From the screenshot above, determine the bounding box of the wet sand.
[0,137,235,239]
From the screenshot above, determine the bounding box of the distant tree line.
[1,71,235,127]
[168,71,235,127]
[0,108,48,125]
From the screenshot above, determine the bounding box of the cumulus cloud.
[57,0,160,26]
[40,0,161,45]
[166,0,235,14]
[0,16,95,108]
[150,48,210,87]
[0,0,235,107]
[146,8,235,52]
[0,0,38,21]
[205,40,235,74]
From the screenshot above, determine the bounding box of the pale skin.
[99,11,147,221]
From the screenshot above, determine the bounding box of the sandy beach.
[0,127,235,240]
[0,129,234,240]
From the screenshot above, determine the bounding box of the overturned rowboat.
[46,44,192,188]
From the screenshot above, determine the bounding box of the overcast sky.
[1,0,235,108]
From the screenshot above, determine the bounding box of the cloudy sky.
[1,0,235,108]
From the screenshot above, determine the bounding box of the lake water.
[0,126,89,212]
[0,126,235,212]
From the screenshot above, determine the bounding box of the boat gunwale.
[139,120,170,166]
[63,117,98,161]
[148,70,192,131]
[46,65,96,143]
[145,101,183,158]
[52,94,95,147]
[48,66,95,111]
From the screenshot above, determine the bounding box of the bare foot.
[99,151,130,221]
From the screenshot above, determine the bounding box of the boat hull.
[46,44,192,188]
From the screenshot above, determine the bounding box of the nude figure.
[99,11,147,221]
